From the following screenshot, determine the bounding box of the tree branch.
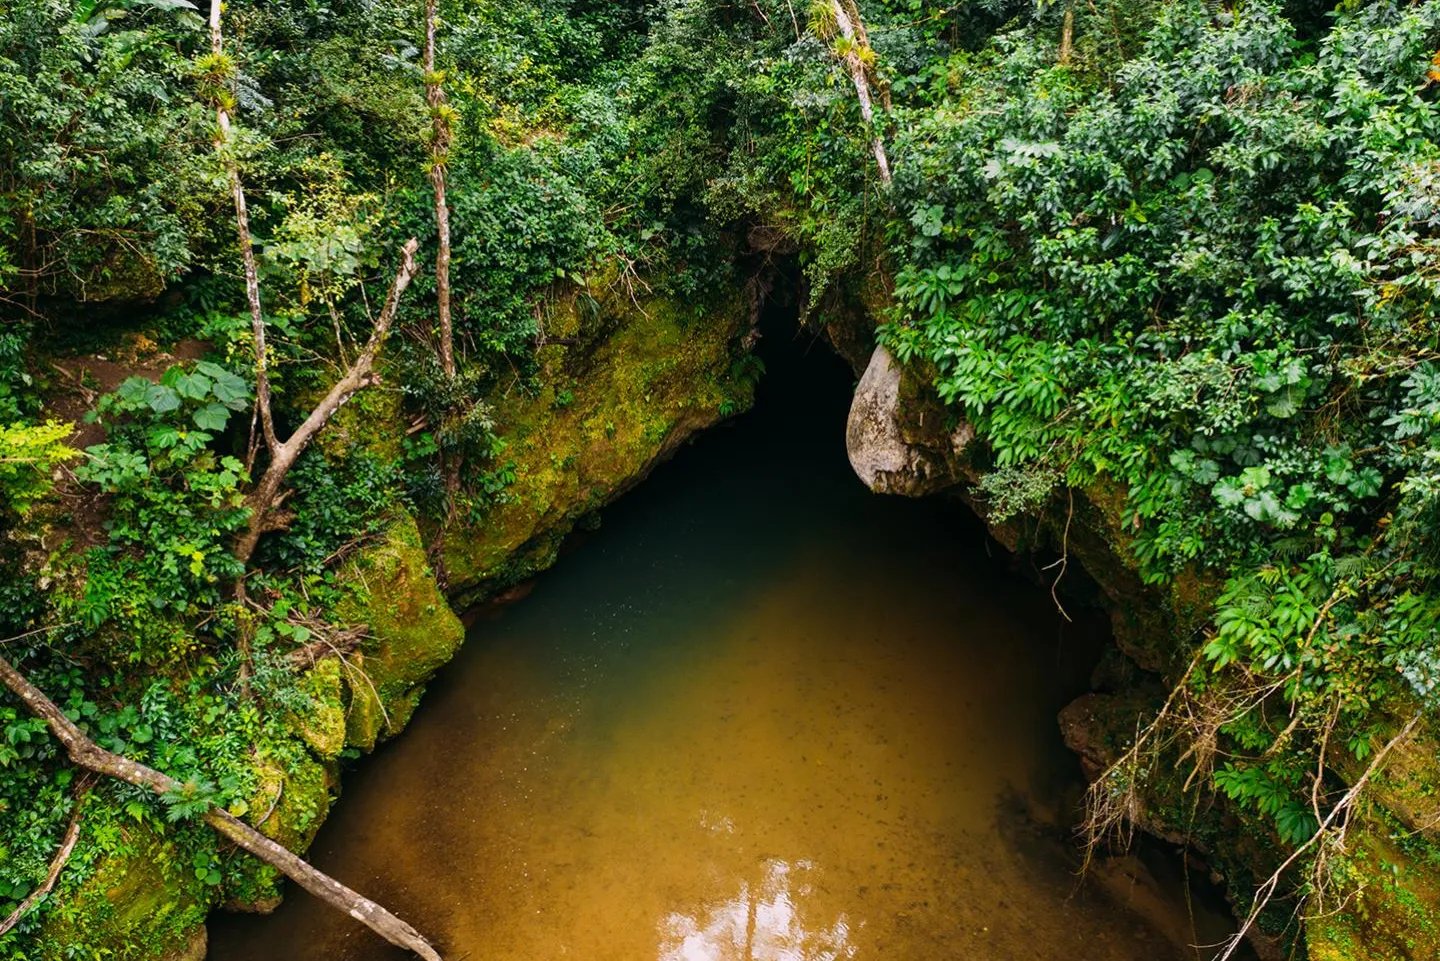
[0,653,442,961]
[829,0,892,184]
[0,780,88,938]
[424,0,455,380]
[209,0,277,456]
[1215,713,1424,961]
[234,237,421,566]
[423,0,463,558]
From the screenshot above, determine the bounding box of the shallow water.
[211,319,1230,961]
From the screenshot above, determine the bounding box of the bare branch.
[1214,714,1424,961]
[0,780,88,938]
[209,0,277,456]
[0,653,442,961]
[234,238,422,566]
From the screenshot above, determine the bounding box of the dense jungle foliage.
[5,0,1440,955]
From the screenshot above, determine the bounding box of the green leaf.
[115,377,152,407]
[210,375,250,410]
[175,372,213,400]
[192,403,231,432]
[1285,482,1317,510]
[1213,477,1247,508]
[1323,447,1354,485]
[1244,492,1274,522]
[1239,466,1272,491]
[1265,384,1303,418]
[1347,467,1383,499]
[147,426,182,450]
[145,384,181,413]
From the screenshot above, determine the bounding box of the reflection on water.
[210,319,1236,961]
[660,859,855,961]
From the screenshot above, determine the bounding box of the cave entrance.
[210,290,1249,961]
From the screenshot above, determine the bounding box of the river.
[210,309,1241,961]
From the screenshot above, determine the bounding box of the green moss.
[444,284,755,606]
[307,379,405,465]
[1308,832,1440,961]
[1361,718,1440,841]
[38,815,209,961]
[252,754,330,855]
[293,657,347,761]
[221,750,334,913]
[337,514,466,751]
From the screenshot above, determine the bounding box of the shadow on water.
[209,296,1252,961]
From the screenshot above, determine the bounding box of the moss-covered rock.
[222,748,335,915]
[293,657,347,761]
[443,283,756,607]
[1307,831,1440,961]
[337,514,466,751]
[37,814,211,961]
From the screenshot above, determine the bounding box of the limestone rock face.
[845,345,972,496]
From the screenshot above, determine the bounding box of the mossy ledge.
[28,281,756,959]
[442,280,759,608]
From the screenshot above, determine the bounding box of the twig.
[0,622,78,647]
[1214,714,1424,961]
[46,363,97,404]
[1041,488,1074,622]
[255,779,284,828]
[0,777,91,937]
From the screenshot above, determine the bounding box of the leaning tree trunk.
[233,238,421,567]
[424,0,455,380]
[829,0,892,185]
[208,0,277,458]
[0,653,442,961]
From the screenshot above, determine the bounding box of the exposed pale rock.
[845,345,972,496]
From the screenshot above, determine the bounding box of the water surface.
[212,320,1223,961]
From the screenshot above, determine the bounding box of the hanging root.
[1080,646,1422,961]
[1080,656,1303,866]
[1211,714,1423,961]
[1080,653,1204,867]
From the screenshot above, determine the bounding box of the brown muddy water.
[210,320,1244,961]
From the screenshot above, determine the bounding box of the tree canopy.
[5,0,1440,955]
